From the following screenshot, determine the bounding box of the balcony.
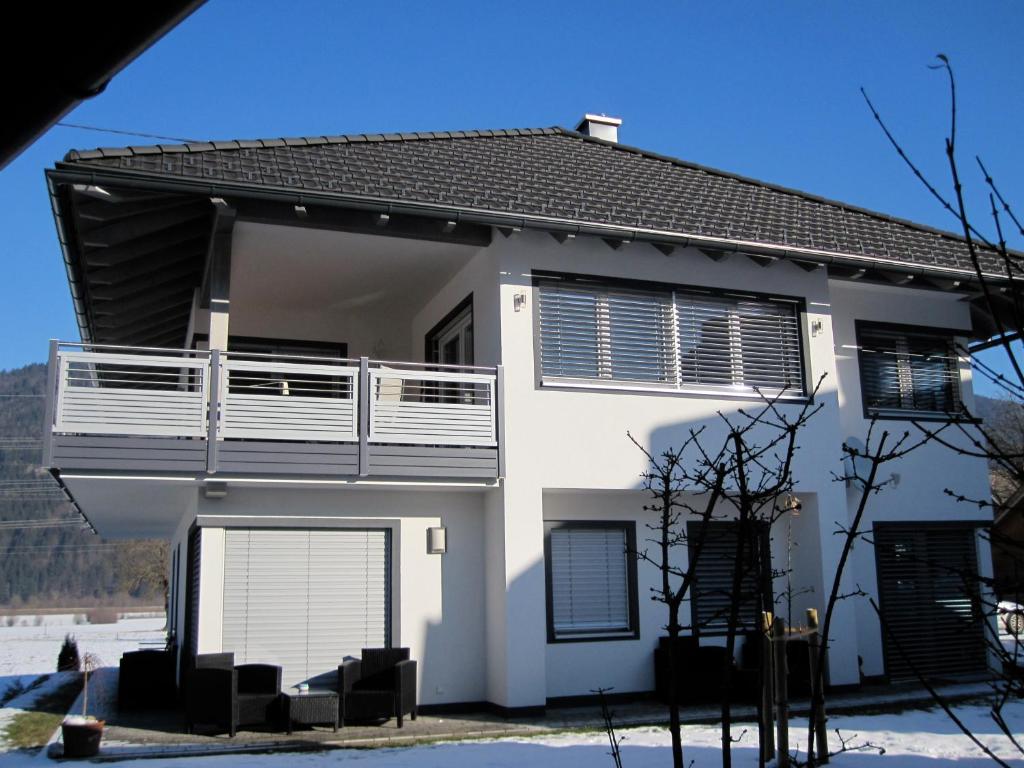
[44,342,503,482]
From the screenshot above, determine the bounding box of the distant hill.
[0,363,164,608]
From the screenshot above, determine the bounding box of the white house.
[42,115,999,713]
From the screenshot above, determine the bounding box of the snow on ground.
[0,614,166,677]
[0,614,166,756]
[0,701,1019,767]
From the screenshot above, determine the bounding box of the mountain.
[0,363,164,608]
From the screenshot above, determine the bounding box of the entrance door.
[874,523,987,680]
[222,528,391,688]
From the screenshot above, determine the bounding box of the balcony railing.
[45,342,503,480]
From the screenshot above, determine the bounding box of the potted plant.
[61,652,104,758]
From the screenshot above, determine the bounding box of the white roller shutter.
[550,526,631,637]
[223,528,390,689]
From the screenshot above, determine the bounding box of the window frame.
[544,520,640,644]
[854,320,968,422]
[532,272,810,401]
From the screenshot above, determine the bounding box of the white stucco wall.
[829,279,992,678]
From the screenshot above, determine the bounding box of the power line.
[56,122,198,144]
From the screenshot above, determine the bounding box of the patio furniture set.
[118,646,417,736]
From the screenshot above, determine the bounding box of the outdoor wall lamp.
[514,292,527,312]
[427,526,447,554]
[204,481,228,499]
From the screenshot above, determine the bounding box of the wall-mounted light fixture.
[427,526,447,554]
[810,319,824,337]
[204,481,228,499]
[514,293,527,313]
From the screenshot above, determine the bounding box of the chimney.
[575,114,622,143]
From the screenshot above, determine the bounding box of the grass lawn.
[3,674,82,749]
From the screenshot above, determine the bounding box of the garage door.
[874,524,987,680]
[222,528,390,688]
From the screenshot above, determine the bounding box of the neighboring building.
[43,115,1001,712]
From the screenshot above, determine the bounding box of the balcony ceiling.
[231,222,479,316]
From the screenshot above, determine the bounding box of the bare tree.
[632,376,824,768]
[855,54,1024,765]
[803,422,941,767]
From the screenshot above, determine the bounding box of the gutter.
[46,173,92,346]
[46,163,1012,300]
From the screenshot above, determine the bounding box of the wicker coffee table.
[281,690,339,733]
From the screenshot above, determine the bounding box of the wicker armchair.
[184,653,282,736]
[236,664,283,728]
[118,647,177,710]
[337,648,417,727]
[185,653,237,736]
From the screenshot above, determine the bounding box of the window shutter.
[538,283,602,379]
[538,282,676,383]
[689,522,768,634]
[859,327,962,414]
[223,528,390,688]
[539,278,804,395]
[677,294,802,392]
[550,527,630,636]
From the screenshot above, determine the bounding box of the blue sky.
[2,1,1021,394]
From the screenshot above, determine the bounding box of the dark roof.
[60,125,1004,275]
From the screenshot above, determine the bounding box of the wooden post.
[761,611,775,763]
[807,608,829,764]
[773,616,789,768]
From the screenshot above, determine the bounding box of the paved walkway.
[52,671,994,761]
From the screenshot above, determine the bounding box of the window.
[688,521,771,635]
[545,522,639,642]
[856,323,963,417]
[426,296,473,367]
[537,277,804,395]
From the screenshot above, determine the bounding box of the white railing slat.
[368,369,497,447]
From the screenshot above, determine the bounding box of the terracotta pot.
[61,719,104,758]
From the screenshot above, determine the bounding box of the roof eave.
[47,162,1011,287]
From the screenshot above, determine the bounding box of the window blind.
[538,282,676,383]
[538,279,804,394]
[688,521,768,634]
[858,326,962,415]
[549,526,632,637]
[222,528,390,688]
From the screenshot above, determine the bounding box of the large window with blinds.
[856,323,963,418]
[545,522,639,642]
[536,276,805,395]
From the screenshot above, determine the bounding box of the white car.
[999,601,1024,663]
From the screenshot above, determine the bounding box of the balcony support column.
[200,200,236,350]
[359,357,370,476]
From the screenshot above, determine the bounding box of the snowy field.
[0,616,1022,766]
[0,613,166,678]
